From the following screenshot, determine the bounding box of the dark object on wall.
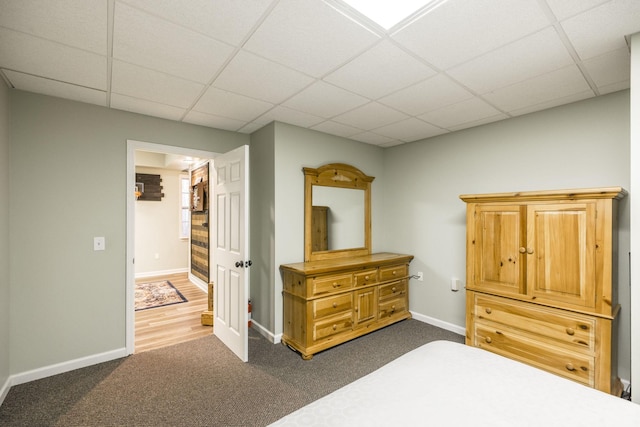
[135,173,164,201]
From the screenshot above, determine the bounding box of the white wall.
[0,72,11,401]
[134,166,189,276]
[383,91,631,381]
[629,33,639,403]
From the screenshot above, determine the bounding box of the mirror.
[304,163,374,262]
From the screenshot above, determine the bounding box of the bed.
[270,340,640,426]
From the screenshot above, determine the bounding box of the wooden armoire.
[460,187,626,394]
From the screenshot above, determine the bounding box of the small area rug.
[135,280,187,311]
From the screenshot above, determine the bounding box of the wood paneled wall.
[191,164,209,282]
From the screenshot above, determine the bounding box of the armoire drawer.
[313,294,353,320]
[312,274,353,296]
[473,294,595,352]
[474,322,595,387]
[379,264,407,282]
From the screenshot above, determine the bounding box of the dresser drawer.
[379,280,407,301]
[313,294,353,320]
[354,269,378,287]
[313,311,353,341]
[312,274,352,296]
[474,322,595,386]
[379,296,407,320]
[379,264,407,282]
[473,294,595,352]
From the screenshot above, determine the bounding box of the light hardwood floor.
[135,272,212,353]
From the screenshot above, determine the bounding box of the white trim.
[9,348,127,387]
[126,139,219,355]
[188,272,208,293]
[251,320,281,344]
[410,311,466,336]
[0,376,10,407]
[135,268,189,279]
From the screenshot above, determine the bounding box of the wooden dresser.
[460,187,626,394]
[281,253,413,359]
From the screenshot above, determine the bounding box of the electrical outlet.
[416,272,423,281]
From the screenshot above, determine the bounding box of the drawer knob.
[485,308,492,314]
[332,303,337,308]
[392,271,397,275]
[332,282,339,288]
[391,305,396,313]
[332,324,337,330]
[485,337,492,344]
[565,363,575,371]
[566,328,575,336]
[392,287,397,292]
[365,275,369,280]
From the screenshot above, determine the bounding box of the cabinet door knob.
[485,337,492,343]
[566,328,575,336]
[527,247,534,254]
[485,308,492,314]
[519,247,526,253]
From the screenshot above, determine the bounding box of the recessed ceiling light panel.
[336,0,445,30]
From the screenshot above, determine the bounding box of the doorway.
[126,140,219,355]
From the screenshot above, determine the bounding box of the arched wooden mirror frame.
[303,163,374,262]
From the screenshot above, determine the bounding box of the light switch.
[94,237,105,251]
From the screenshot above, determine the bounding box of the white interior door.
[212,145,249,362]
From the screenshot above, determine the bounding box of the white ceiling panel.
[0,0,107,54]
[112,61,204,108]
[392,0,550,70]
[561,0,640,60]
[483,65,592,112]
[333,102,409,130]
[1,0,638,147]
[193,87,273,122]
[2,69,107,106]
[110,93,186,121]
[283,81,369,118]
[120,0,275,46]
[373,118,446,142]
[324,39,437,99]
[213,50,314,104]
[243,0,380,77]
[448,27,574,94]
[183,110,247,132]
[544,0,610,20]
[419,97,505,129]
[379,74,474,116]
[113,2,235,83]
[0,28,107,90]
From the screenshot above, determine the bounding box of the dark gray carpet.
[0,319,463,426]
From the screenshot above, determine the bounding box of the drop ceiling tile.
[448,27,574,94]
[282,81,369,118]
[419,98,505,129]
[447,114,509,132]
[545,0,609,20]
[193,86,273,122]
[252,105,324,128]
[110,93,186,121]
[183,110,247,132]
[112,61,204,108]
[333,102,409,131]
[243,0,380,77]
[509,90,594,117]
[349,131,395,146]
[373,118,446,142]
[311,121,363,138]
[0,0,107,54]
[324,39,437,99]
[2,69,106,106]
[561,0,640,60]
[120,0,273,46]
[0,28,107,90]
[483,65,592,112]
[113,2,235,83]
[582,48,630,91]
[237,122,266,134]
[392,0,550,69]
[379,74,474,116]
[213,50,314,104]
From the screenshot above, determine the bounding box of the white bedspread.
[270,340,640,426]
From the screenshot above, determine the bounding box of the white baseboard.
[251,320,282,344]
[187,273,208,292]
[135,268,189,280]
[0,376,10,407]
[410,311,466,336]
[9,348,127,387]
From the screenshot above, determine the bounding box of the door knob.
[235,261,244,268]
